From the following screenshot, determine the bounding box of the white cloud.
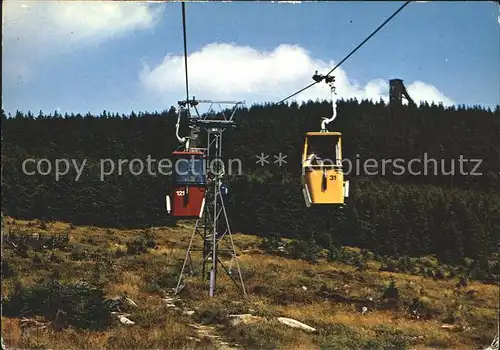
[406,81,455,106]
[2,1,164,82]
[139,43,456,108]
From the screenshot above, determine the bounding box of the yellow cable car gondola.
[301,73,349,207]
[301,131,349,207]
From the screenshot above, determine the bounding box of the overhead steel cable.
[182,2,189,102]
[277,0,412,104]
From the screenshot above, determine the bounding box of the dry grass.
[1,216,499,349]
[2,313,203,349]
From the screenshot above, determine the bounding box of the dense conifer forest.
[2,99,500,266]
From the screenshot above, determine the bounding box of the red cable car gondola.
[166,151,207,218]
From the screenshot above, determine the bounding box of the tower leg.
[175,220,200,294]
[219,191,247,296]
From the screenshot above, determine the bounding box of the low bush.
[1,257,17,278]
[382,280,399,300]
[2,280,113,330]
[258,233,283,252]
[70,245,88,261]
[379,260,398,273]
[287,239,321,263]
[126,229,157,255]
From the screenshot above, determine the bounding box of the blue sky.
[2,1,499,116]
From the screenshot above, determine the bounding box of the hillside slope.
[1,217,499,349]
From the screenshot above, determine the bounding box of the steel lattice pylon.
[174,100,246,297]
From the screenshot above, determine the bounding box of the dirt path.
[188,323,240,349]
[163,290,242,349]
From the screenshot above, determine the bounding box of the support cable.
[277,0,412,104]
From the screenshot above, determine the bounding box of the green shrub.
[355,259,369,272]
[379,260,398,273]
[373,253,383,261]
[2,280,113,330]
[365,325,411,349]
[397,256,413,273]
[319,323,364,349]
[114,248,126,258]
[434,269,445,280]
[447,268,457,279]
[469,265,489,281]
[49,266,63,280]
[126,229,157,255]
[30,252,48,269]
[198,307,227,325]
[83,236,97,245]
[457,275,468,288]
[14,240,29,258]
[259,233,282,252]
[148,271,179,291]
[461,257,474,268]
[418,296,432,307]
[360,248,375,260]
[490,260,500,275]
[419,257,436,268]
[339,248,363,266]
[442,312,456,325]
[480,261,499,284]
[1,257,17,278]
[39,220,48,230]
[226,321,291,349]
[71,246,88,261]
[49,251,63,264]
[327,245,342,262]
[287,239,321,263]
[382,280,399,300]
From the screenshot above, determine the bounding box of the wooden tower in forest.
[389,79,415,106]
